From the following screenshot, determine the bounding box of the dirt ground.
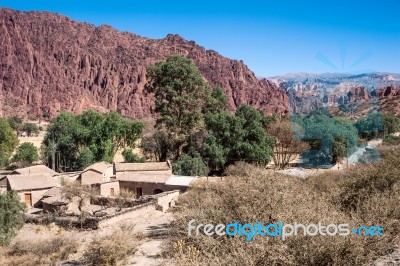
[12,209,175,265]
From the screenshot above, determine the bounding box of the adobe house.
[116,162,172,197]
[79,162,120,197]
[6,173,58,207]
[115,162,197,197]
[40,187,69,213]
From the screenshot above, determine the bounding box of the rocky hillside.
[0,8,288,119]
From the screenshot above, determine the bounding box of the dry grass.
[0,235,78,266]
[168,145,400,265]
[82,226,139,266]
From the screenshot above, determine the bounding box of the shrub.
[0,149,9,168]
[0,191,26,246]
[223,161,264,177]
[82,230,138,265]
[383,135,400,145]
[119,188,136,199]
[173,152,209,176]
[11,142,39,166]
[3,235,78,265]
[168,146,400,265]
[122,148,145,163]
[7,116,22,131]
[22,123,39,137]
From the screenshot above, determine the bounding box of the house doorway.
[135,187,142,198]
[24,193,32,207]
[110,188,115,196]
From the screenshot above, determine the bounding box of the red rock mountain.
[0,8,288,119]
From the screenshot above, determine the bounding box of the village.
[0,159,199,225]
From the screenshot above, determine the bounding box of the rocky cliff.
[0,8,288,119]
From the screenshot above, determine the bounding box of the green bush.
[7,116,23,131]
[0,191,27,246]
[11,142,39,165]
[0,149,9,168]
[122,148,145,163]
[76,147,95,169]
[383,135,400,145]
[22,123,39,137]
[173,152,209,176]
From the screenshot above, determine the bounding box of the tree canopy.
[291,111,358,166]
[0,118,19,167]
[145,55,212,158]
[22,123,39,137]
[12,142,39,166]
[202,105,275,172]
[43,110,144,171]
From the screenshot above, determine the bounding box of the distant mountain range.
[268,72,400,116]
[269,72,400,92]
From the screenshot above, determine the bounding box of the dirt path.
[123,211,175,266]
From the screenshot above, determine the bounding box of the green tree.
[292,111,358,165]
[76,147,95,169]
[354,113,383,139]
[145,55,212,158]
[11,142,39,165]
[0,150,10,168]
[43,110,144,171]
[140,129,173,162]
[7,116,23,131]
[0,118,19,167]
[122,148,145,163]
[203,105,274,172]
[173,151,209,176]
[0,191,27,246]
[204,86,228,114]
[22,123,39,137]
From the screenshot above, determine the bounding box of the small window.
[110,188,115,197]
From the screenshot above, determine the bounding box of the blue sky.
[1,0,399,76]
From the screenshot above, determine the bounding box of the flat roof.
[165,175,197,187]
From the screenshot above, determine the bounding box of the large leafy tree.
[145,55,212,159]
[173,151,209,176]
[292,110,358,166]
[203,105,275,172]
[0,118,19,167]
[22,123,39,137]
[355,113,400,139]
[43,110,144,171]
[0,191,27,246]
[7,116,23,131]
[12,142,39,166]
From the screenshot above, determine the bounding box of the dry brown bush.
[82,229,138,266]
[119,188,136,199]
[168,146,400,265]
[0,235,78,266]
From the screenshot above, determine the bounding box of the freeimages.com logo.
[188,219,384,241]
